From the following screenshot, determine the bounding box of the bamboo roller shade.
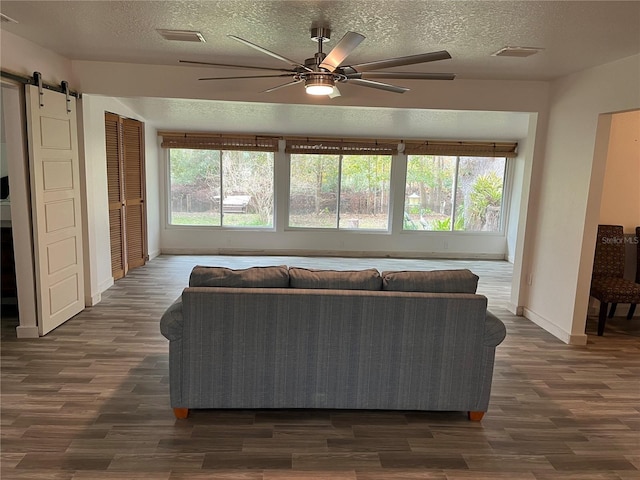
[159,131,517,157]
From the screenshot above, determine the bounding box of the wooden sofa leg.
[173,408,189,419]
[597,301,608,336]
[627,304,637,320]
[468,411,485,421]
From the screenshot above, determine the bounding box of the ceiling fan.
[179,27,455,97]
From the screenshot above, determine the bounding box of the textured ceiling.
[2,0,639,81]
[1,1,637,136]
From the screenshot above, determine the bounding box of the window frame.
[165,147,276,231]
[160,132,517,239]
[401,154,509,234]
[285,152,393,233]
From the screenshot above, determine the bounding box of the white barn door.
[25,85,85,335]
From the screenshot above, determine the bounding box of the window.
[169,148,274,227]
[404,155,506,232]
[289,154,392,230]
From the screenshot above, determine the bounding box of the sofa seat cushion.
[189,265,289,288]
[381,269,479,293]
[289,267,382,290]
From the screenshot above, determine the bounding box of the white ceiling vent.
[492,46,544,58]
[157,29,205,43]
[0,13,19,24]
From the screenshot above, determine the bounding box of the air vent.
[157,29,206,43]
[491,46,544,58]
[0,13,19,24]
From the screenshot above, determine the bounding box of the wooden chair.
[590,225,640,336]
[636,226,640,284]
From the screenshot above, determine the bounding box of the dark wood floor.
[2,255,639,479]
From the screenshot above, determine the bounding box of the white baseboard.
[507,303,524,316]
[16,325,39,338]
[523,308,588,345]
[85,292,101,307]
[99,277,114,293]
[160,247,506,260]
[148,249,161,260]
[85,277,114,306]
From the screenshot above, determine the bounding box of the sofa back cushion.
[189,265,289,288]
[381,269,479,293]
[289,267,382,290]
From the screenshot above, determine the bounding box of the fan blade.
[319,31,366,72]
[347,50,452,72]
[329,86,341,98]
[262,79,304,93]
[179,60,295,73]
[346,71,456,81]
[199,74,296,81]
[347,79,409,94]
[228,35,312,72]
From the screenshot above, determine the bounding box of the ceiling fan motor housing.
[305,54,328,71]
[310,27,331,42]
[305,73,335,89]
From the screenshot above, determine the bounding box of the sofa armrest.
[484,310,507,347]
[160,297,184,341]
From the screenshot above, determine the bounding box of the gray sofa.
[160,265,506,421]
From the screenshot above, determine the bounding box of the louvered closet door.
[122,118,147,270]
[105,113,126,280]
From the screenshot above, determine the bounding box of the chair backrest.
[593,224,625,279]
[636,226,640,283]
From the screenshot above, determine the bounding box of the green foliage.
[170,212,271,228]
[341,155,391,192]
[290,154,391,218]
[468,172,503,227]
[290,154,339,194]
[403,212,419,230]
[454,207,465,231]
[170,149,220,185]
[431,217,451,231]
[169,148,274,227]
[405,156,455,213]
[223,213,270,227]
[171,212,220,226]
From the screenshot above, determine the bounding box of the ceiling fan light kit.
[180,26,456,98]
[305,75,335,96]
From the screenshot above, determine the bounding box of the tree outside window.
[289,154,391,230]
[404,155,506,232]
[169,148,274,227]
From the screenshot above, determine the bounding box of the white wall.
[145,125,160,259]
[522,54,640,344]
[599,110,640,231]
[73,60,549,114]
[79,94,159,304]
[598,109,640,284]
[506,151,527,263]
[1,30,76,86]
